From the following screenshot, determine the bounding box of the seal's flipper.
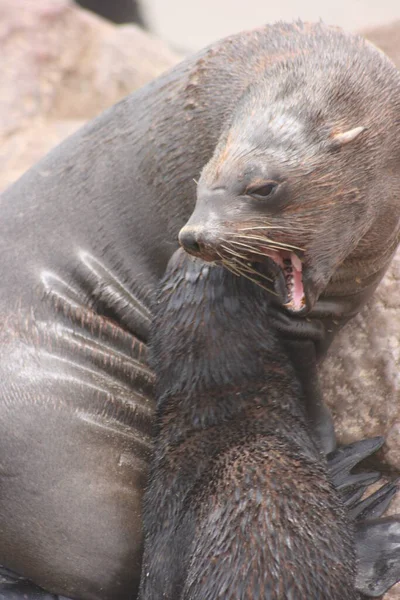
[328,437,384,482]
[340,471,382,507]
[355,517,400,597]
[281,337,336,455]
[327,437,399,515]
[328,440,400,597]
[0,567,68,600]
[350,480,399,521]
[0,585,62,600]
[327,437,384,497]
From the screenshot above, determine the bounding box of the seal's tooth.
[291,252,303,272]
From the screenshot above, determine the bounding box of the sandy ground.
[145,0,400,50]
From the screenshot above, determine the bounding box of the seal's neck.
[151,251,302,414]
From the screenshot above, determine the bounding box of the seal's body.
[139,249,400,600]
[1,22,400,600]
[140,249,356,599]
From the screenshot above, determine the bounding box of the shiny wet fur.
[1,21,400,600]
[139,249,400,599]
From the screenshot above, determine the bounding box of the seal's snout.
[178,225,219,262]
[178,227,202,255]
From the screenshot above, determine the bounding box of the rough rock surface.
[0,0,180,191]
[320,248,400,468]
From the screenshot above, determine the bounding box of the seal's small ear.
[332,126,367,146]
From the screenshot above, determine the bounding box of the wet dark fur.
[189,33,400,318]
[139,249,356,599]
[178,26,400,454]
[2,21,400,600]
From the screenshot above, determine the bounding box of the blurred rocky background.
[0,0,179,191]
[1,0,400,595]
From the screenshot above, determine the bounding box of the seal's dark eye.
[246,181,279,200]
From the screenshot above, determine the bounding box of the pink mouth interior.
[263,249,305,312]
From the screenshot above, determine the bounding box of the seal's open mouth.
[261,249,306,313]
[177,224,307,312]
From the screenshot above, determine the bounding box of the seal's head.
[179,45,400,314]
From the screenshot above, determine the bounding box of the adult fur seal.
[178,24,400,450]
[139,248,400,599]
[1,21,400,600]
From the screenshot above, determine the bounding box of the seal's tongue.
[263,249,305,312]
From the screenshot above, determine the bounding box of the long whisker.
[240,221,318,235]
[220,259,243,278]
[228,262,277,296]
[237,225,292,231]
[219,245,275,288]
[219,255,254,281]
[228,240,270,257]
[239,217,317,234]
[231,234,304,252]
[220,240,275,284]
[233,233,300,249]
[232,239,302,254]
[229,238,294,255]
[219,244,249,261]
[236,263,274,284]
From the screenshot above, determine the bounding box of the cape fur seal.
[139,248,400,599]
[178,25,400,450]
[1,21,400,600]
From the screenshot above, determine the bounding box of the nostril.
[190,240,201,253]
[178,228,202,255]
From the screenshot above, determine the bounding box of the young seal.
[139,248,400,600]
[1,21,400,600]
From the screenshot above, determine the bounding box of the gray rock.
[320,249,400,470]
[0,0,180,192]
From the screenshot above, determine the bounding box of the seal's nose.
[178,226,202,256]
